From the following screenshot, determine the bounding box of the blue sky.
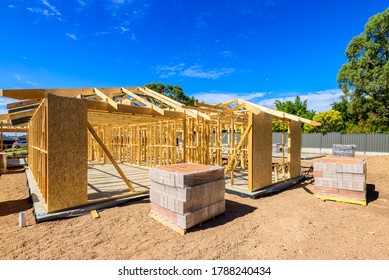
[0,0,388,114]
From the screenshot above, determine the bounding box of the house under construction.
[0,87,320,217]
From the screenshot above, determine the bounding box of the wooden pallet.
[314,194,367,206]
[149,211,187,235]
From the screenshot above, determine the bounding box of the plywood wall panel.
[248,111,273,191]
[47,95,88,212]
[288,120,301,178]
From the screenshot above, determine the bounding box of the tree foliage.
[336,8,389,133]
[272,96,316,132]
[145,82,198,106]
[304,110,344,133]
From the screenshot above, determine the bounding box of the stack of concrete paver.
[149,163,225,230]
[313,157,367,203]
[0,153,7,174]
[332,144,356,157]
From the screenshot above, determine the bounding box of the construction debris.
[149,163,225,232]
[313,157,367,205]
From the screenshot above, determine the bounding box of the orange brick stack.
[149,163,225,230]
[313,157,367,203]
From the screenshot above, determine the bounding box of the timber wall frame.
[1,87,320,212]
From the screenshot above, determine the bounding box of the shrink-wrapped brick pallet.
[313,157,367,205]
[149,163,225,233]
[332,144,356,157]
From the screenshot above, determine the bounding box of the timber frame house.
[0,87,320,212]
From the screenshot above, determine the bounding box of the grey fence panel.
[272,133,288,145]
[302,133,321,148]
[341,134,366,152]
[322,133,342,148]
[365,134,389,152]
[272,132,282,144]
[299,133,389,153]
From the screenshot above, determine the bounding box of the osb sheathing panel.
[47,95,88,212]
[288,120,301,178]
[249,111,272,191]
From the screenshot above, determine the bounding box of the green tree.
[304,110,344,133]
[336,8,389,133]
[272,96,316,132]
[145,82,198,106]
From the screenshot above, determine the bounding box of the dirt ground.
[0,156,388,260]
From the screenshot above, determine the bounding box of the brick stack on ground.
[332,144,356,157]
[149,163,225,230]
[313,157,367,204]
[0,152,7,174]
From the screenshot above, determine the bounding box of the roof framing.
[0,87,321,126]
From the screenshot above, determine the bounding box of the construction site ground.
[0,155,388,260]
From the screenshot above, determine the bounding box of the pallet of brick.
[0,152,7,174]
[313,157,366,205]
[149,163,225,233]
[332,144,356,157]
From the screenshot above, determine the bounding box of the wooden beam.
[138,87,211,120]
[87,122,135,192]
[0,123,3,152]
[7,99,43,109]
[218,99,238,107]
[0,128,28,133]
[141,87,184,107]
[244,100,321,126]
[236,99,261,114]
[86,100,185,119]
[219,103,246,117]
[194,102,227,110]
[121,88,164,115]
[0,114,9,121]
[1,89,47,100]
[9,110,36,120]
[224,122,252,175]
[93,88,118,109]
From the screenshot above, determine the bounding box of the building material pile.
[149,163,225,232]
[0,152,7,174]
[332,144,356,157]
[313,157,367,205]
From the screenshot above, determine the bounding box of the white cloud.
[75,0,91,11]
[130,33,137,42]
[8,5,15,8]
[258,89,342,113]
[154,63,186,78]
[196,13,209,29]
[26,0,62,20]
[77,0,87,7]
[181,66,235,79]
[65,33,78,40]
[155,64,235,80]
[220,51,233,57]
[95,31,110,36]
[240,8,251,15]
[192,89,342,112]
[41,0,60,14]
[194,91,266,104]
[13,73,40,87]
[113,26,130,33]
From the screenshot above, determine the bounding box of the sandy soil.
[0,156,388,260]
